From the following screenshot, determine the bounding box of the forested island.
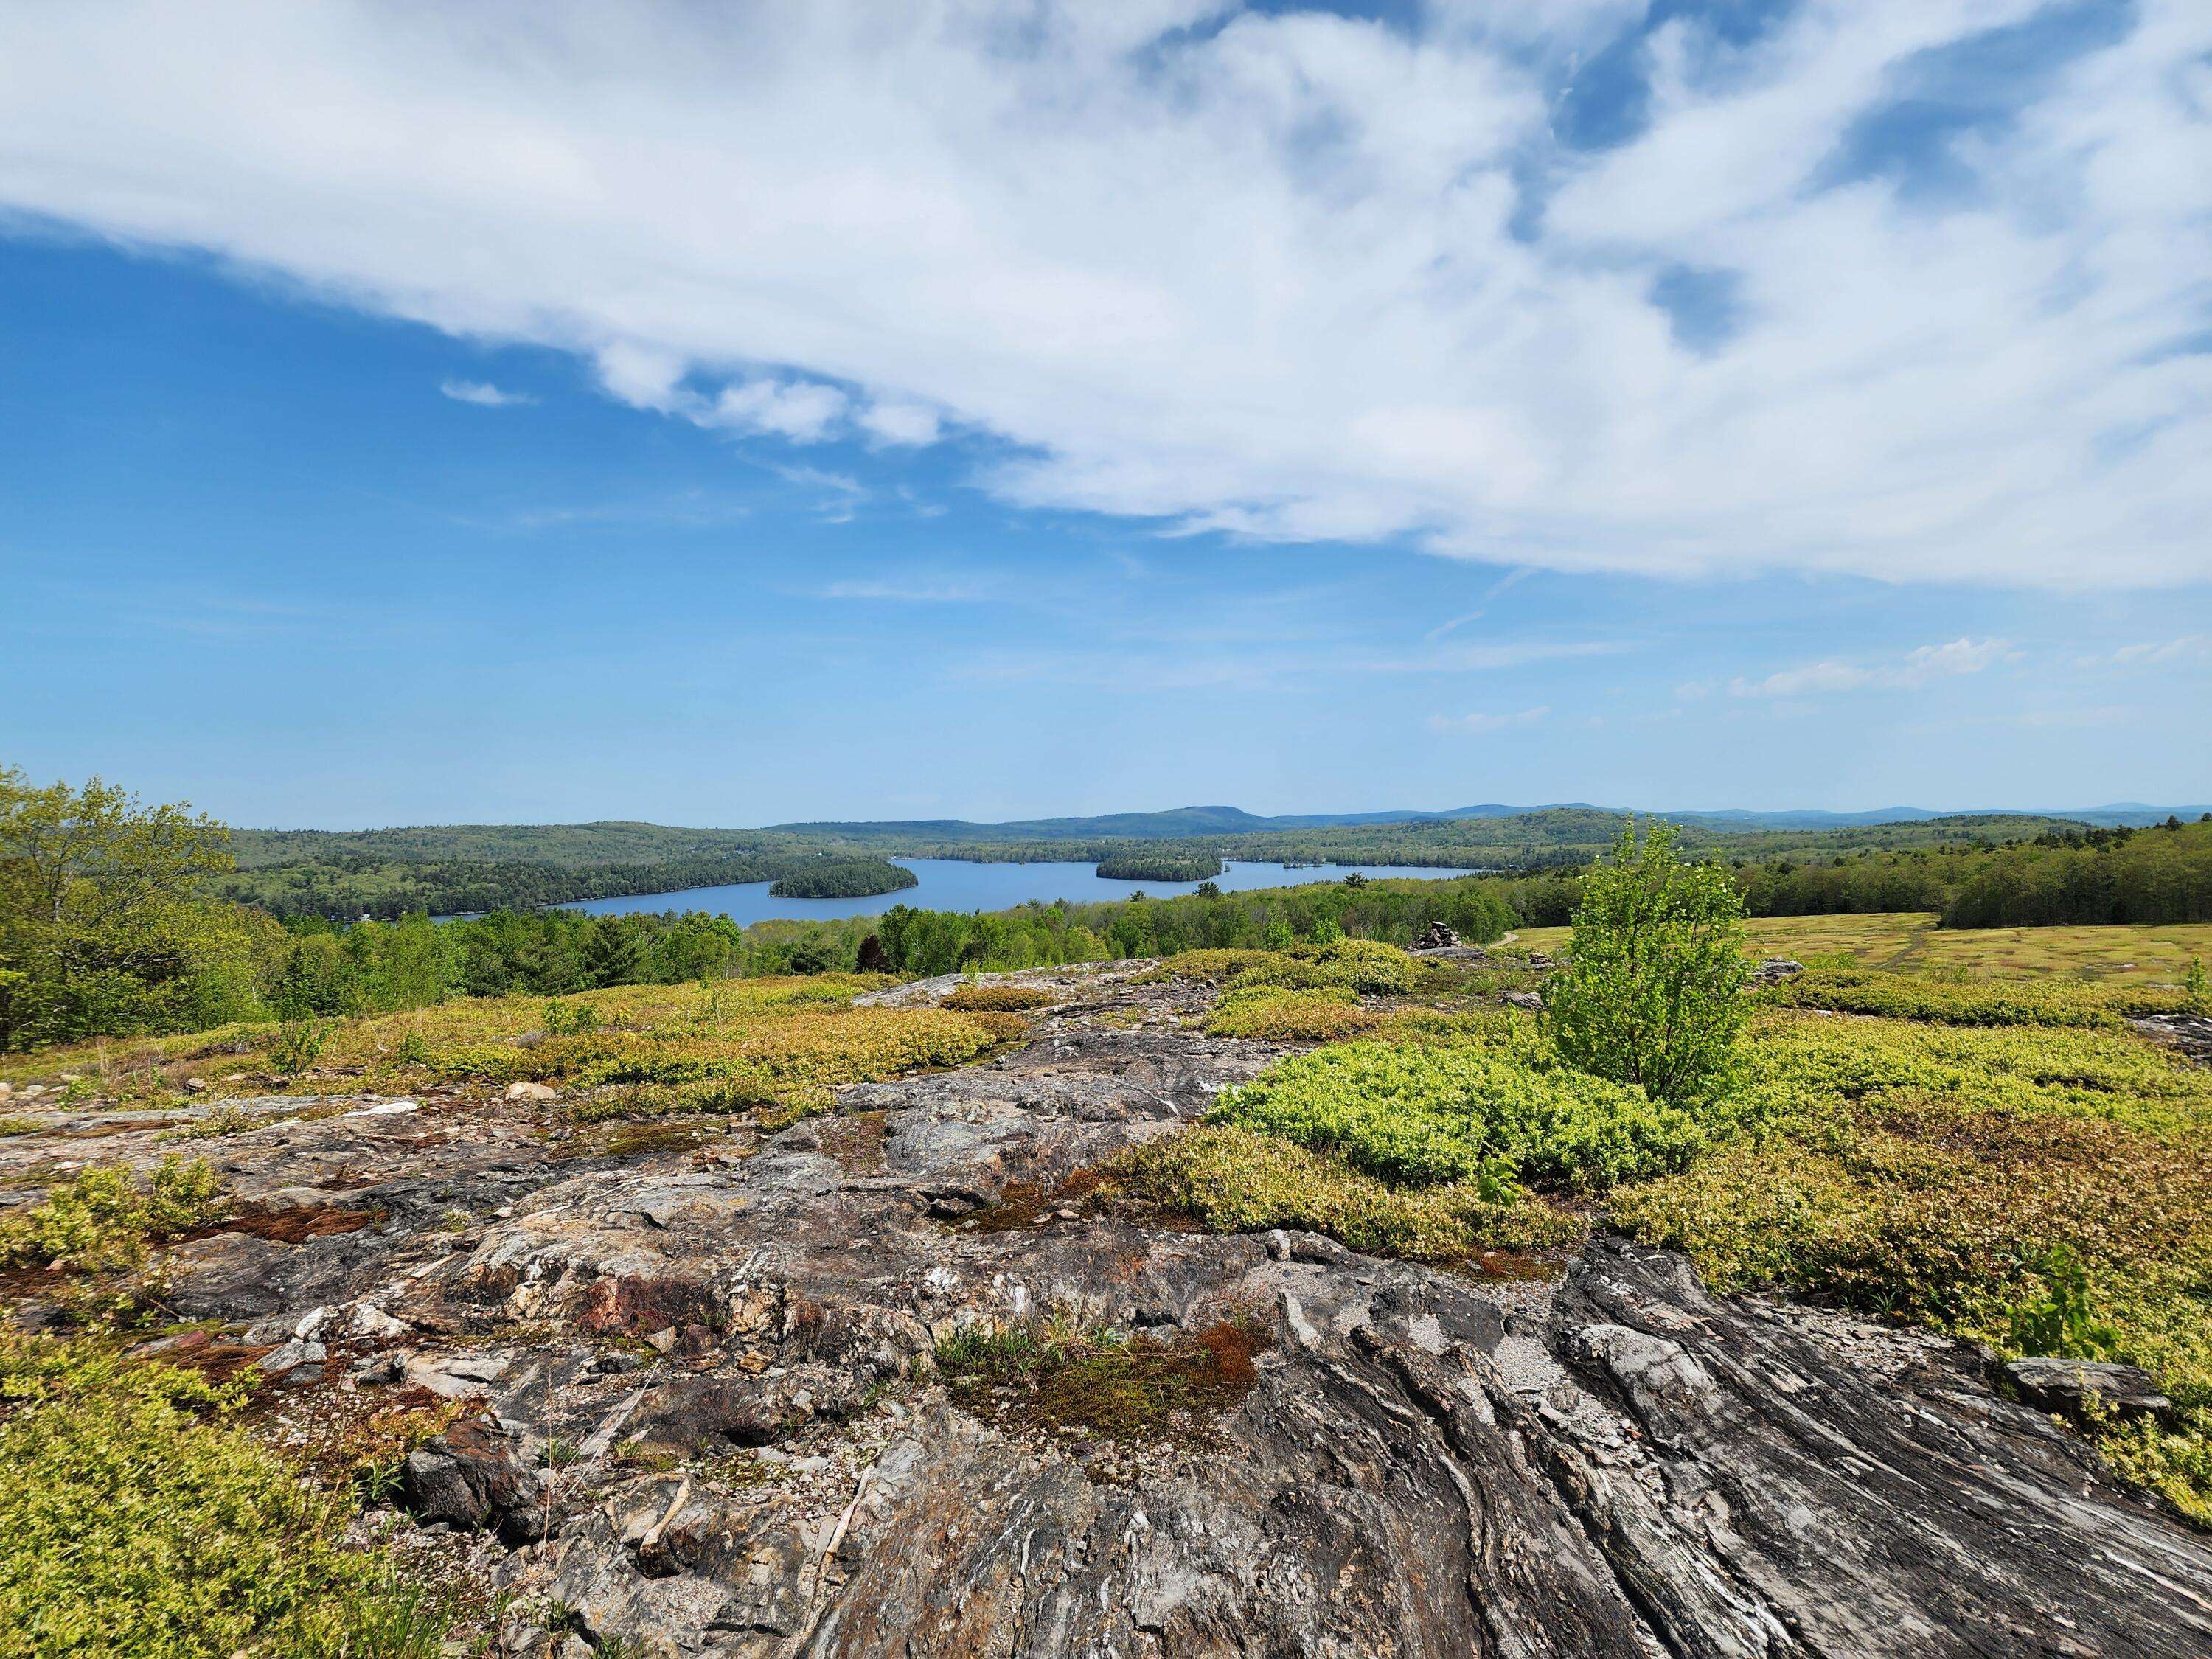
[1094,852,1225,883]
[766,858,919,899]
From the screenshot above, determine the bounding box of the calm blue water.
[558,858,1478,926]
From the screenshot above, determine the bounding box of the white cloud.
[1731,636,2009,698]
[858,400,943,446]
[1428,706,1552,735]
[709,378,847,442]
[3,4,2208,586]
[439,378,535,408]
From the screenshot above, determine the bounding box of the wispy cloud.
[1360,639,1627,675]
[1422,610,1485,641]
[439,378,535,408]
[2074,634,2211,669]
[1428,706,1551,736]
[818,578,990,604]
[1731,638,2010,699]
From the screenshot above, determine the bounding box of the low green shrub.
[1210,1037,1708,1193]
[0,1156,226,1276]
[939,983,1059,1013]
[1773,967,2199,1029]
[0,1332,444,1655]
[1202,985,1380,1042]
[1154,949,1273,983]
[1158,942,1414,997]
[1285,938,1415,995]
[258,1018,332,1077]
[542,998,605,1037]
[1110,1124,1582,1260]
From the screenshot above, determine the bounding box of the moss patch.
[935,1315,1267,1444]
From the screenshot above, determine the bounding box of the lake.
[558,858,1480,927]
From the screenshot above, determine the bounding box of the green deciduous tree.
[0,768,257,1049]
[1544,821,1749,1105]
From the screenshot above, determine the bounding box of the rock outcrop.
[14,962,2212,1655]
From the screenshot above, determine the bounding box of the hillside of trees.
[211,852,801,921]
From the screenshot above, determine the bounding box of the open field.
[1512,912,2212,982]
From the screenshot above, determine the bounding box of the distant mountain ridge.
[768,801,2207,840]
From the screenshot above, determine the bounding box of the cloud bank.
[3,1,2208,587]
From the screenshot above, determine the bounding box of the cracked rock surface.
[16,963,2212,1655]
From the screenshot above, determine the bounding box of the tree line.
[7,765,2208,1051]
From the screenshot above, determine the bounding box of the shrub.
[939,983,1058,1013]
[0,1156,226,1276]
[1544,821,1748,1105]
[1210,1037,1706,1193]
[1110,1124,1583,1259]
[1287,937,1414,995]
[542,998,604,1037]
[2006,1242,2122,1361]
[1610,1008,2212,1515]
[1155,950,1272,984]
[259,1017,331,1076]
[1203,985,1380,1042]
[1770,967,2197,1029]
[0,1331,444,1655]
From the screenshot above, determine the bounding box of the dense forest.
[210,852,794,921]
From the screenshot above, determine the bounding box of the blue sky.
[2,1,2207,828]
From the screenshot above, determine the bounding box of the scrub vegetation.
[1116,834,2212,1524]
[0,1332,448,1656]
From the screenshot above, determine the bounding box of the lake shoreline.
[554,858,1484,928]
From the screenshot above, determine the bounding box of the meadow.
[1513,911,2212,981]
